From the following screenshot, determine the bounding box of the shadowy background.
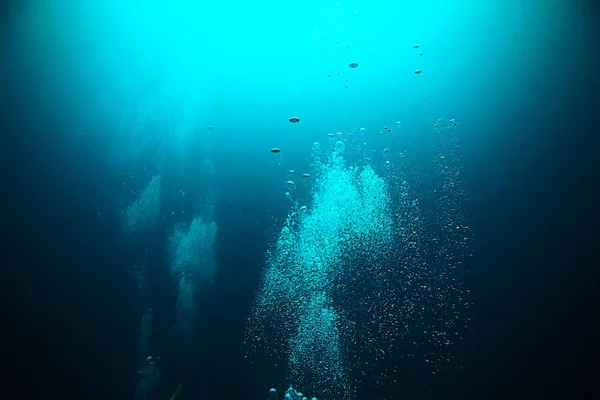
[1,0,599,399]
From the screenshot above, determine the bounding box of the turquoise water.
[2,1,596,399]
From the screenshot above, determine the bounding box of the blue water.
[2,1,598,400]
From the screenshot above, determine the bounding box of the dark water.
[2,1,599,399]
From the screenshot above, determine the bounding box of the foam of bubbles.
[248,142,393,398]
[169,216,218,284]
[288,292,348,395]
[248,125,472,398]
[168,215,218,336]
[121,175,162,235]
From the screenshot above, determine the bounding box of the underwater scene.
[2,1,597,400]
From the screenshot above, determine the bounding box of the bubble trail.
[121,174,162,235]
[248,130,472,398]
[168,215,218,337]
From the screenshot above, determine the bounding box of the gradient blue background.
[1,1,598,399]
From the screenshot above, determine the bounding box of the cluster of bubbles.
[268,386,319,400]
[120,174,162,235]
[168,215,218,335]
[248,118,472,398]
[248,141,394,398]
[168,216,218,283]
[288,292,347,396]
